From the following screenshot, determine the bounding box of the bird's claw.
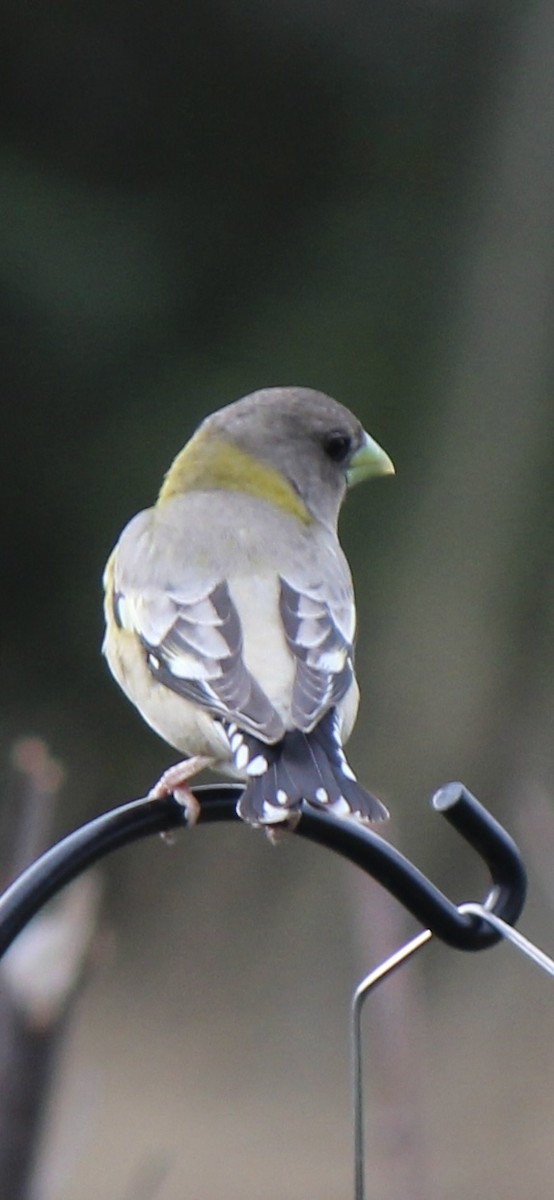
[148,755,214,827]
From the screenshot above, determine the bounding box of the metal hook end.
[431,781,466,812]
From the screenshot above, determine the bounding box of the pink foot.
[148,755,214,826]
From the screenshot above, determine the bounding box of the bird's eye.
[323,430,352,463]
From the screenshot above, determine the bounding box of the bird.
[102,386,394,829]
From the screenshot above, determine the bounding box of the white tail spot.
[246,755,268,777]
[235,744,249,770]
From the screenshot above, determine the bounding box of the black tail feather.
[233,710,389,827]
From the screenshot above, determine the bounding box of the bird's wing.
[278,572,355,732]
[113,578,285,741]
[109,510,285,741]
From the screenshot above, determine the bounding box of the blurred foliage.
[1,1,510,796]
[2,1,554,1197]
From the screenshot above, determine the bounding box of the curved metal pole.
[0,782,526,957]
[0,777,531,1200]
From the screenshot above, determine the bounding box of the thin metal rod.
[352,903,554,1200]
[352,929,433,1200]
[459,903,554,978]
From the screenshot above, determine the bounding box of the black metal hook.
[0,780,526,958]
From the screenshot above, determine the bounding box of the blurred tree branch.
[0,740,101,1200]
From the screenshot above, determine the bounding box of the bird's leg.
[148,755,214,826]
[264,812,301,845]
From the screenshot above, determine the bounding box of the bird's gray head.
[202,386,394,529]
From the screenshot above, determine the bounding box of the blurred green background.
[2,2,554,1198]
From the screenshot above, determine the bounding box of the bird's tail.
[233,709,389,827]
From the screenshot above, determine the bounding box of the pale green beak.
[347,430,395,487]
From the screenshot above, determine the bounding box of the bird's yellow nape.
[346,430,395,487]
[157,430,313,523]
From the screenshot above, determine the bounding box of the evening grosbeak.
[103,387,395,828]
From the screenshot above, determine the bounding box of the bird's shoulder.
[110,491,351,599]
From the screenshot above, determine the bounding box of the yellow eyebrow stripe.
[157,433,312,523]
